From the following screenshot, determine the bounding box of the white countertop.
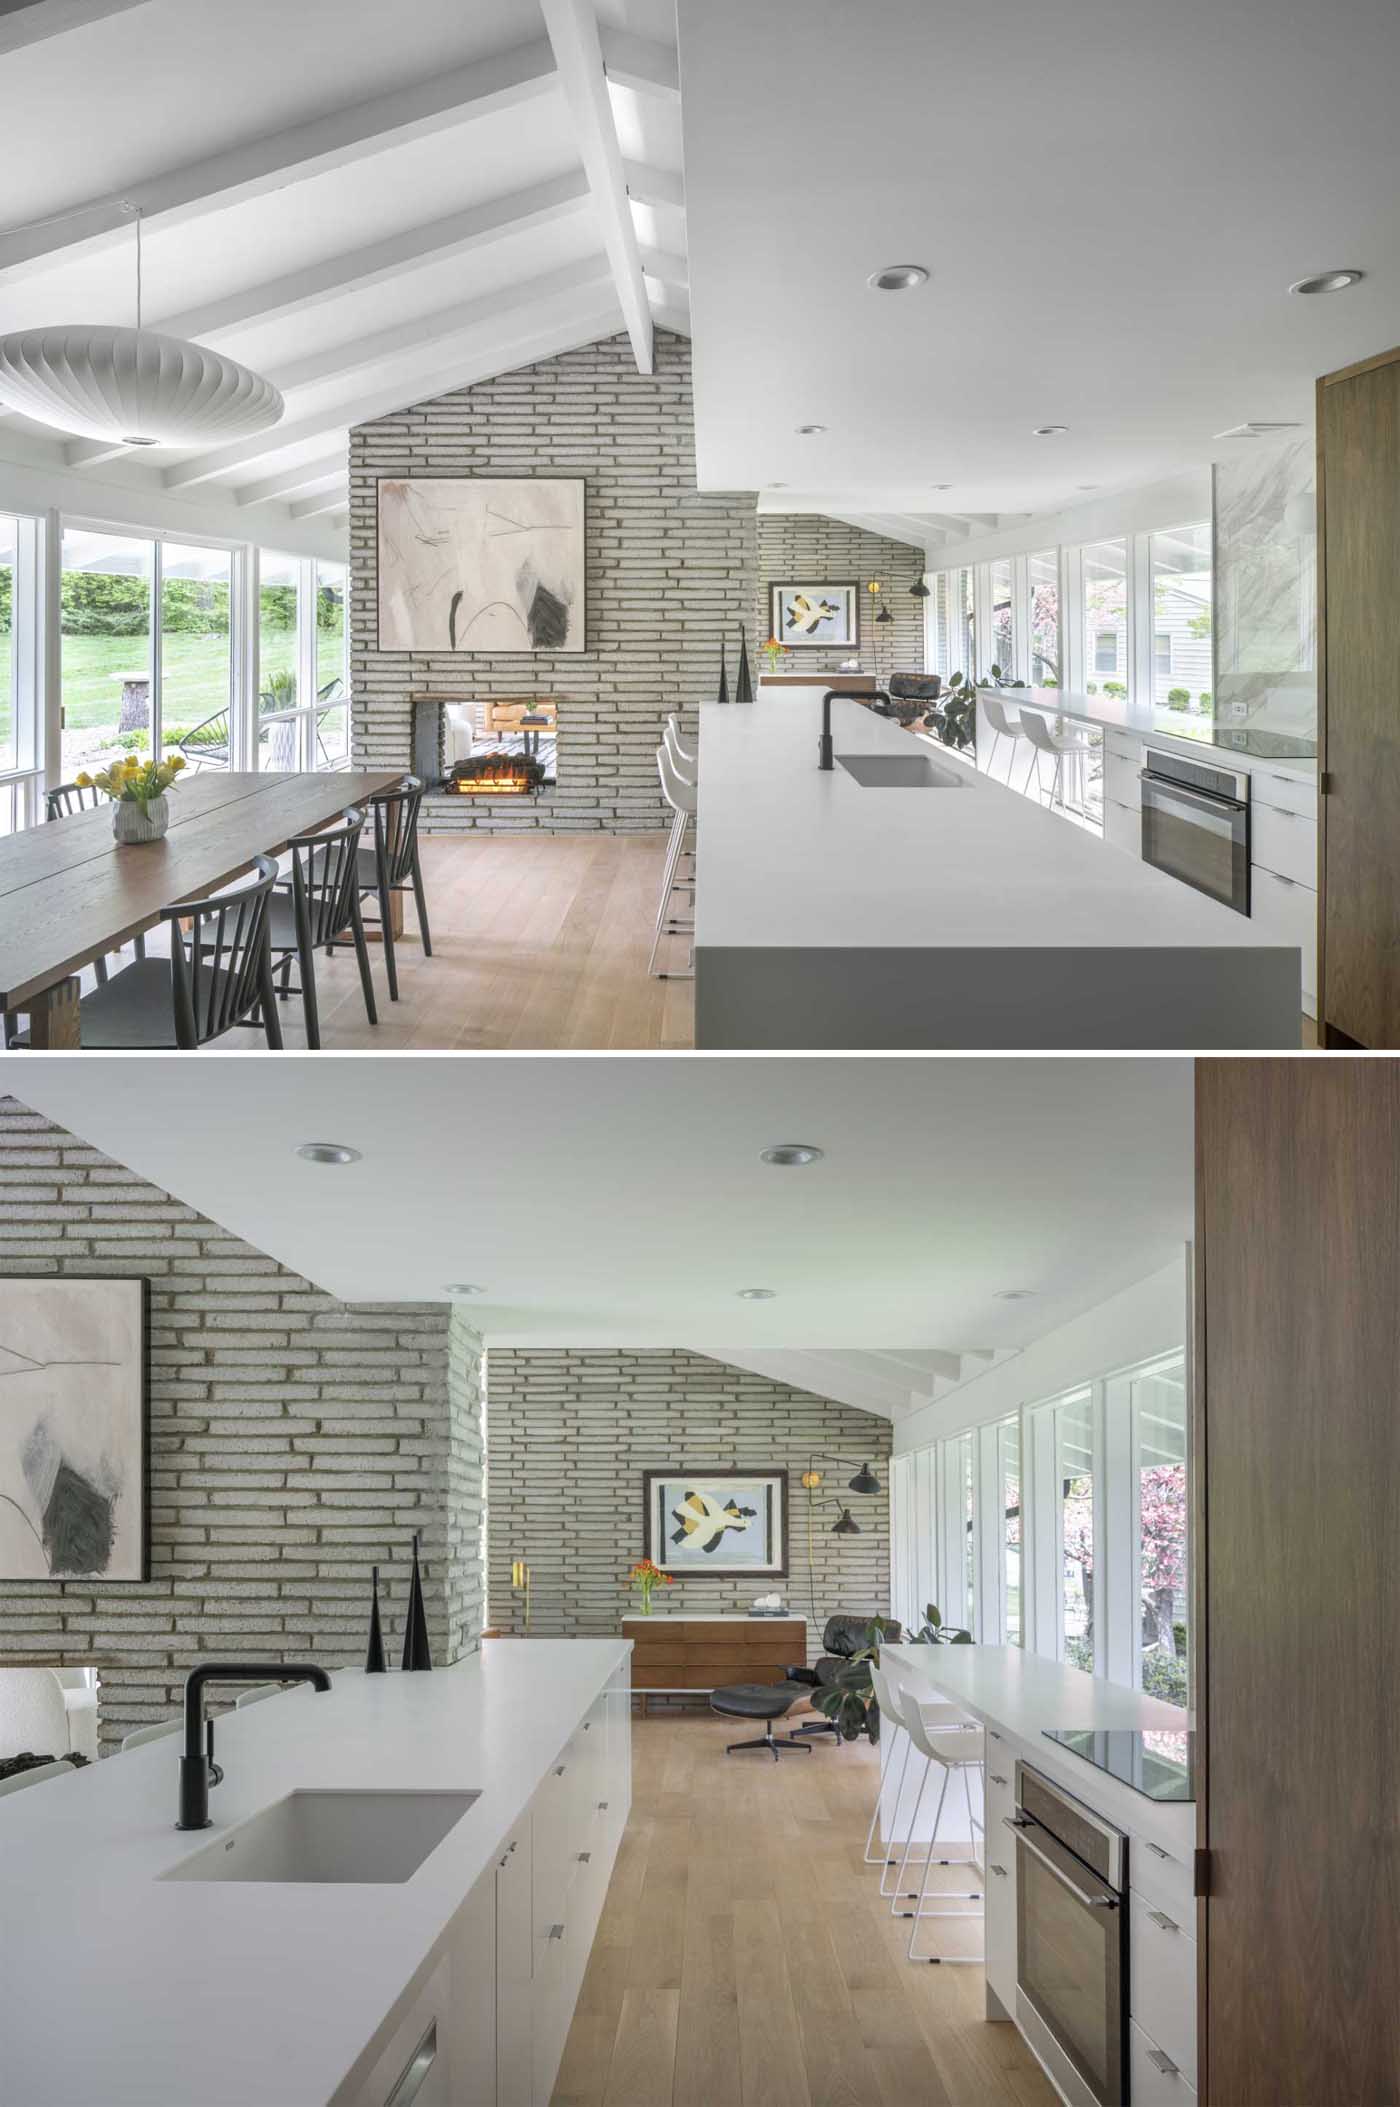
[0,1642,629,2107]
[884,1642,1194,1851]
[695,696,1300,955]
[1009,685,1317,772]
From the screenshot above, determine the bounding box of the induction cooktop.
[1145,716,1317,762]
[1042,1726,1196,1802]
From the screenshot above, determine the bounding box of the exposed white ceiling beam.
[0,37,559,273]
[153,170,592,343]
[264,256,613,395]
[638,243,687,288]
[598,26,680,98]
[288,488,347,520]
[539,0,652,376]
[0,0,148,54]
[160,297,625,488]
[650,297,691,338]
[233,457,349,508]
[622,158,683,210]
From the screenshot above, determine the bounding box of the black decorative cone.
[365,1564,387,1673]
[401,1534,433,1671]
[716,633,730,705]
[735,628,754,705]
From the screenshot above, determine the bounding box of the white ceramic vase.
[112,793,168,844]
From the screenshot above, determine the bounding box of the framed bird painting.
[643,1469,789,1577]
[769,580,858,649]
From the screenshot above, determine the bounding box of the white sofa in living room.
[0,1668,98,1763]
[444,703,476,765]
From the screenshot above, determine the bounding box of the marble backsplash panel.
[1213,435,1316,736]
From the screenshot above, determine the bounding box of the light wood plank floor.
[267,833,695,1051]
[553,1712,1057,2107]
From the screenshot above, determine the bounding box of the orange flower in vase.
[628,1558,674,1615]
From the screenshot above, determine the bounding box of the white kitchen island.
[884,1643,1196,2106]
[693,695,1300,1047]
[0,1641,631,2107]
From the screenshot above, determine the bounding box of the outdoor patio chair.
[177,708,230,770]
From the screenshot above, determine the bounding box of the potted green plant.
[909,1602,974,1646]
[810,1615,895,1742]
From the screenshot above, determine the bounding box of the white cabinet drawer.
[1104,795,1141,856]
[1105,749,1142,809]
[1250,767,1318,821]
[1131,1836,1194,1926]
[1130,2017,1198,2106]
[1105,731,1143,764]
[1250,863,1316,1009]
[1252,799,1317,889]
[1130,1890,1198,2087]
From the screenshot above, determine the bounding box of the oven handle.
[1139,772,1247,817]
[1003,1816,1119,1909]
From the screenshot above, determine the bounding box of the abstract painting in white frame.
[0,1278,148,1582]
[378,477,586,653]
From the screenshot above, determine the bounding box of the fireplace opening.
[445,752,547,796]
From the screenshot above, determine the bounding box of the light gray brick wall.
[0,1097,484,1751]
[485,1349,891,1666]
[757,515,927,683]
[349,329,757,835]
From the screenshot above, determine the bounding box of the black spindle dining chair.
[350,777,431,1003]
[264,809,378,1048]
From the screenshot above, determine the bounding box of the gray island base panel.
[694,699,1300,1050]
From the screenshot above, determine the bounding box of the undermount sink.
[161,1788,479,1885]
[836,752,966,788]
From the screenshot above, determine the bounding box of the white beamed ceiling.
[0,0,686,542]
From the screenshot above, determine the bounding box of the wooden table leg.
[363,888,406,946]
[24,978,82,1048]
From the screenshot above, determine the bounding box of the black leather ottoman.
[710,1681,813,1760]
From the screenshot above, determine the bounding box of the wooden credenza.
[623,1614,807,1705]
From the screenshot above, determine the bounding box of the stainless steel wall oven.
[1140,746,1251,914]
[1009,1762,1128,2107]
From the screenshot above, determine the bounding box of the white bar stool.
[665,715,697,768]
[866,1659,915,1881]
[121,1718,182,1751]
[897,1694,985,1963]
[0,1758,75,1798]
[649,743,697,980]
[1021,708,1097,814]
[981,694,1036,792]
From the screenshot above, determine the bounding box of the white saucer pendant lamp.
[0,209,282,448]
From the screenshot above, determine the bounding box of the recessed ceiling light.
[737,1287,777,1300]
[1289,270,1363,296]
[759,1143,825,1167]
[795,423,827,435]
[770,481,789,488]
[994,1288,1038,1301]
[1076,483,1100,491]
[932,484,951,491]
[295,1142,362,1165]
[443,1283,486,1297]
[1033,425,1068,437]
[868,264,929,292]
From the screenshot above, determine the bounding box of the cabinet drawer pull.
[1146,2047,1180,2077]
[1147,1907,1180,1934]
[598,1800,609,1811]
[548,1923,565,1941]
[1263,868,1296,888]
[578,1850,591,1864]
[384,2021,437,2107]
[989,1773,1008,1786]
[555,1764,567,1776]
[1145,1842,1171,1860]
[990,1863,1008,1878]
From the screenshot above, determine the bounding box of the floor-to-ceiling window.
[1131,1354,1188,1702]
[60,528,154,780]
[1081,539,1130,700]
[257,549,302,769]
[1055,1387,1097,1670]
[989,558,1014,676]
[956,567,975,677]
[159,544,232,764]
[998,1416,1023,1645]
[1028,549,1060,686]
[0,515,16,790]
[1149,521,1212,715]
[315,559,349,768]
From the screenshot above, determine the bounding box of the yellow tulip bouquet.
[78,752,187,842]
[78,752,187,810]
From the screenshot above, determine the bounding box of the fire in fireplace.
[446,752,546,796]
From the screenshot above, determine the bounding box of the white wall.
[895,1257,1187,1454]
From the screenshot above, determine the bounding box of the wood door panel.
[1320,359,1400,1044]
[1196,1061,1400,2104]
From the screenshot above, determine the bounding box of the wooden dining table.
[0,770,406,1049]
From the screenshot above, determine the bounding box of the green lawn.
[60,632,302,735]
